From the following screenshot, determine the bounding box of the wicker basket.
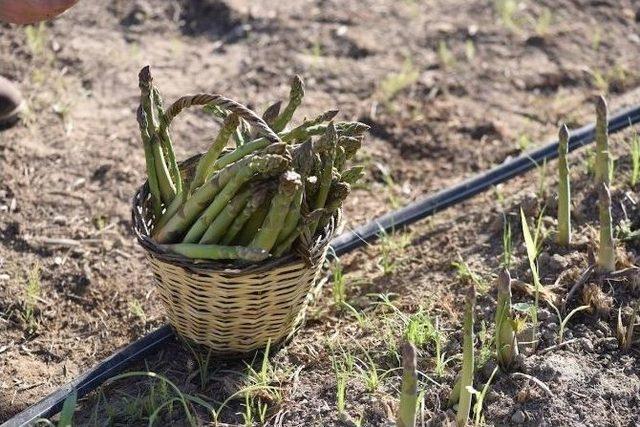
[131,156,337,355]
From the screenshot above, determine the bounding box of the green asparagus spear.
[595,95,610,185]
[190,113,240,194]
[272,75,305,132]
[495,269,518,371]
[310,124,337,235]
[272,209,324,257]
[397,341,418,427]
[162,243,269,262]
[199,187,253,244]
[334,146,346,171]
[235,201,271,246]
[340,165,365,185]
[137,106,162,218]
[249,171,302,252]
[557,124,571,246]
[152,85,181,194]
[153,154,288,243]
[317,181,350,230]
[182,156,289,243]
[456,286,476,427]
[339,136,362,159]
[275,185,304,245]
[221,185,272,245]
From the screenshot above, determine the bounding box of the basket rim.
[131,155,338,275]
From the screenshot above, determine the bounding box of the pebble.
[511,409,526,424]
[538,309,551,321]
[581,338,595,352]
[564,330,574,340]
[546,322,558,331]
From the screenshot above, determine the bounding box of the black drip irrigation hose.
[5,104,640,427]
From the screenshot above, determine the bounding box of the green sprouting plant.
[517,133,531,152]
[534,8,552,36]
[477,321,493,370]
[129,299,147,323]
[456,287,476,427]
[501,215,513,268]
[617,301,639,351]
[22,263,41,335]
[25,22,47,56]
[557,124,571,246]
[493,0,519,31]
[376,226,410,275]
[381,169,401,209]
[630,132,639,187]
[438,41,456,69]
[592,27,602,50]
[495,270,518,371]
[185,342,214,388]
[331,258,347,307]
[595,96,611,185]
[354,351,397,394]
[378,59,419,104]
[558,305,590,343]
[36,390,78,427]
[452,257,487,293]
[470,365,499,426]
[336,371,347,413]
[397,342,418,427]
[521,209,541,347]
[244,340,282,403]
[342,301,369,328]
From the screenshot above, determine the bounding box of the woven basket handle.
[162,94,281,143]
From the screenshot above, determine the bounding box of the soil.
[1,0,640,426]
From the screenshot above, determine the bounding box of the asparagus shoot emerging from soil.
[162,243,269,262]
[617,300,640,351]
[249,171,302,252]
[557,123,571,246]
[495,269,518,371]
[597,183,616,272]
[272,75,305,132]
[456,286,476,427]
[397,341,418,427]
[595,95,611,185]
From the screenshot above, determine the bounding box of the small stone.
[595,329,605,338]
[538,309,551,321]
[564,330,574,340]
[520,193,540,218]
[511,409,526,424]
[581,338,594,352]
[546,322,558,331]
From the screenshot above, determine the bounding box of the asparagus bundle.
[137,67,368,263]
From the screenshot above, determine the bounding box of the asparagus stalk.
[138,107,176,205]
[272,209,324,257]
[235,200,271,246]
[340,165,365,185]
[275,185,304,245]
[334,146,347,172]
[249,171,302,252]
[199,187,253,244]
[190,113,240,194]
[310,124,337,235]
[272,75,305,132]
[397,341,418,427]
[220,185,272,245]
[456,286,476,427]
[495,269,518,371]
[182,156,288,243]
[317,181,350,230]
[597,182,616,272]
[152,85,181,194]
[595,95,610,185]
[339,136,362,159]
[305,176,319,200]
[279,110,340,142]
[153,154,288,243]
[162,243,269,262]
[557,124,571,246]
[137,106,162,218]
[139,67,177,202]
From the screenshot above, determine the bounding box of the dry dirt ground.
[1,0,640,425]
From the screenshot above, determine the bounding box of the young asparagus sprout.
[456,286,476,427]
[595,95,611,185]
[495,269,518,371]
[397,341,418,427]
[597,183,616,272]
[557,123,571,246]
[272,75,305,132]
[617,301,640,351]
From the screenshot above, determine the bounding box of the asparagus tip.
[138,65,152,89]
[291,75,305,101]
[497,269,511,294]
[559,123,569,143]
[596,95,608,117]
